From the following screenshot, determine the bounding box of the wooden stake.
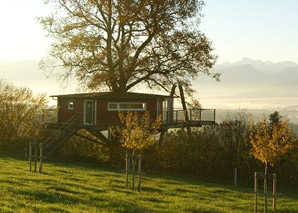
[254,172,258,213]
[273,173,277,213]
[125,153,129,189]
[25,146,27,160]
[29,142,32,172]
[39,143,43,174]
[264,177,268,213]
[138,155,142,192]
[34,142,37,173]
[131,154,135,191]
[234,168,237,187]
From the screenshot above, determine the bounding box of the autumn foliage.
[248,112,296,173]
[0,79,48,150]
[110,111,161,152]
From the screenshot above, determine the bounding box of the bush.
[0,79,48,151]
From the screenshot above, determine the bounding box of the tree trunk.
[178,83,191,137]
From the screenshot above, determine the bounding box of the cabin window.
[108,102,146,111]
[68,101,74,110]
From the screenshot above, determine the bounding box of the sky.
[200,0,298,63]
[1,0,298,113]
[0,0,297,63]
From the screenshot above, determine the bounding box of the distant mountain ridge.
[193,58,298,117]
[214,57,298,74]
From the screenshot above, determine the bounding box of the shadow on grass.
[16,189,83,204]
[142,186,163,193]
[106,198,154,212]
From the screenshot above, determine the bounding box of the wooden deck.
[45,120,216,131]
[44,109,217,131]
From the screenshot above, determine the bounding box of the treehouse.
[42,92,216,160]
[47,92,216,130]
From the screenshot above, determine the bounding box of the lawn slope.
[0,153,297,212]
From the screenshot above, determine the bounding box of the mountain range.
[0,58,298,122]
[195,58,298,98]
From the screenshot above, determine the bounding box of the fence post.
[234,168,237,187]
[264,175,268,213]
[25,146,27,160]
[254,172,258,213]
[29,142,32,172]
[138,155,142,192]
[39,143,43,174]
[125,153,129,189]
[34,142,37,173]
[273,173,277,213]
[131,154,135,191]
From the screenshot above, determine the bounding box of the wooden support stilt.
[158,130,166,147]
[178,83,191,137]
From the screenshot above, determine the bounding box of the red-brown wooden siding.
[96,99,158,126]
[57,97,171,126]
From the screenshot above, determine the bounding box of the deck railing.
[163,109,216,124]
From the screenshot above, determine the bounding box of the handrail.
[161,109,216,124]
[44,114,79,149]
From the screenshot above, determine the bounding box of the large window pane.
[108,102,146,111]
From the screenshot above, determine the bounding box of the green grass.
[0,153,297,212]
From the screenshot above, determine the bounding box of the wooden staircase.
[43,114,79,159]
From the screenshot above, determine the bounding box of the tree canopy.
[0,79,48,149]
[110,111,161,153]
[248,112,296,173]
[39,0,218,93]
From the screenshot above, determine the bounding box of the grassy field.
[0,153,297,212]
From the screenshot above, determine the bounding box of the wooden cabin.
[42,91,216,160]
[51,92,174,127]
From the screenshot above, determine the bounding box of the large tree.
[39,0,218,93]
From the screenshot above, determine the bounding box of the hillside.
[0,153,297,212]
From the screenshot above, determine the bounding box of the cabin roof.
[51,92,172,99]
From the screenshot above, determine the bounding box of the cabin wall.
[58,98,84,124]
[96,99,159,126]
[57,97,173,126]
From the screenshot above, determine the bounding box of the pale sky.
[0,0,297,63]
